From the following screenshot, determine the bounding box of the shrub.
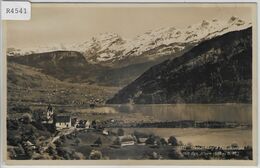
[47,144,57,155]
[168,136,178,146]
[7,132,22,146]
[178,141,184,146]
[22,113,32,124]
[160,138,168,146]
[54,139,62,147]
[31,121,46,131]
[7,147,16,159]
[94,137,102,146]
[32,109,45,121]
[186,142,193,149]
[71,151,85,160]
[168,148,184,159]
[7,120,19,130]
[75,138,81,146]
[89,150,102,160]
[117,128,124,136]
[231,143,239,149]
[145,135,156,145]
[242,146,252,160]
[60,135,67,143]
[56,147,71,159]
[149,151,160,160]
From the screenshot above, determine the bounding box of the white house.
[115,135,135,147]
[55,114,71,130]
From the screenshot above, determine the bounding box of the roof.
[118,135,135,142]
[55,115,71,122]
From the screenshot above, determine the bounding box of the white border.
[28,0,258,2]
[0,0,259,168]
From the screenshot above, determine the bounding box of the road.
[42,127,76,151]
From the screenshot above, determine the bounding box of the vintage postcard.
[2,2,257,165]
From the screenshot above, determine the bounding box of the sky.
[5,3,254,49]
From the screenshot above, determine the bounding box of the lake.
[73,104,252,124]
[65,104,252,150]
[68,104,253,148]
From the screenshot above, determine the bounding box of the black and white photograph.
[3,3,257,164]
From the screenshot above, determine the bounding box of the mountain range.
[8,16,250,67]
[7,16,252,104]
[107,27,252,104]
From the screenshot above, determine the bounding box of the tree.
[145,135,156,145]
[60,135,67,143]
[159,138,168,146]
[54,139,62,147]
[89,150,102,160]
[186,142,193,149]
[32,109,44,121]
[243,145,252,160]
[47,144,57,155]
[168,136,178,146]
[7,120,19,130]
[155,140,162,147]
[7,133,22,146]
[149,151,160,160]
[178,141,184,146]
[117,128,124,136]
[94,137,102,147]
[71,151,85,160]
[92,120,97,129]
[113,137,121,145]
[56,147,71,159]
[168,148,184,159]
[75,138,81,146]
[231,143,239,149]
[22,113,32,124]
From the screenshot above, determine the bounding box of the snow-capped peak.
[8,16,251,66]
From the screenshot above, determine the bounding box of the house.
[115,135,135,147]
[137,137,148,145]
[85,120,91,128]
[55,114,71,130]
[102,129,109,135]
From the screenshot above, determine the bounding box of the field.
[108,128,252,147]
[57,131,173,160]
[56,127,252,160]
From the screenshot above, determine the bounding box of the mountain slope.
[8,63,119,106]
[8,51,161,86]
[9,48,192,87]
[8,51,122,85]
[72,16,251,67]
[107,27,252,104]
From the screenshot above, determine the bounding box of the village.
[7,104,252,160]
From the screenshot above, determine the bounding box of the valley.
[6,17,254,161]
